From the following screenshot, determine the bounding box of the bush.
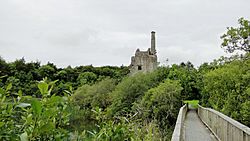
[0,80,70,141]
[137,79,182,137]
[108,68,169,117]
[69,78,117,131]
[201,53,250,126]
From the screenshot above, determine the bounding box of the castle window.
[138,65,142,70]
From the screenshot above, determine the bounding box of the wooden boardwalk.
[184,109,217,141]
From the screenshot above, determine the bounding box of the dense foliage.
[1,52,249,140]
[69,67,184,140]
[0,80,70,140]
[0,57,129,97]
[200,53,250,126]
[0,63,188,140]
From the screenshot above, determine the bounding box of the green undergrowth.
[183,100,199,109]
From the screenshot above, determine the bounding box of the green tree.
[38,64,56,80]
[77,72,98,85]
[108,68,169,117]
[70,78,117,131]
[167,62,200,100]
[73,78,116,109]
[221,18,250,53]
[201,53,250,126]
[137,79,182,137]
[0,56,9,78]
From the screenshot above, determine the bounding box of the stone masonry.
[129,31,158,75]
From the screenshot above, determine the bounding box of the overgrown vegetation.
[183,100,199,108]
[0,79,70,140]
[0,17,249,140]
[201,53,250,126]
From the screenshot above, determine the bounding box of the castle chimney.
[151,31,156,55]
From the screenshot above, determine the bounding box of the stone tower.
[151,31,156,55]
[129,31,158,75]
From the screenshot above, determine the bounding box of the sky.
[0,0,249,68]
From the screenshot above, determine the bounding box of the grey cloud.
[0,0,249,67]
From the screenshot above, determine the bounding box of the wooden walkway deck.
[184,109,217,141]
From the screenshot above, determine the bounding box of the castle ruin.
[129,31,158,75]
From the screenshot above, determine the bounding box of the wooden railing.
[198,105,250,141]
[171,104,187,141]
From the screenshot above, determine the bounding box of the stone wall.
[130,51,157,74]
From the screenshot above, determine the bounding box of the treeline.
[0,57,129,97]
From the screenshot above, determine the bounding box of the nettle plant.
[0,78,70,141]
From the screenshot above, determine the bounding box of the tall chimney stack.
[151,31,156,55]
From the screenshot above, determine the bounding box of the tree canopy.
[221,18,250,53]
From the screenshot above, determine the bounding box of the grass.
[183,100,199,109]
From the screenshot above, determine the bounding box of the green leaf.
[40,122,55,132]
[20,132,28,141]
[18,90,22,97]
[49,79,59,86]
[0,75,7,79]
[48,85,53,96]
[6,83,12,91]
[48,96,62,105]
[63,90,71,96]
[0,87,5,96]
[0,122,4,128]
[31,99,42,116]
[26,114,33,123]
[69,85,73,92]
[17,103,31,108]
[38,81,48,96]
